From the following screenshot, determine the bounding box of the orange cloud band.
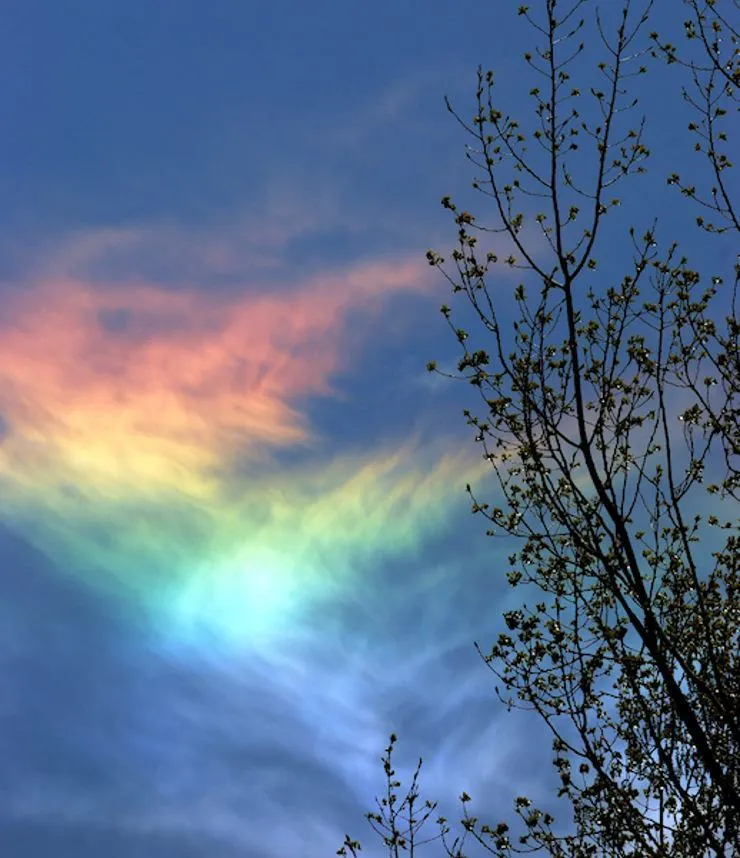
[0,252,483,645]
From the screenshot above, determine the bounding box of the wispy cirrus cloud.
[7,188,359,287]
[0,226,489,649]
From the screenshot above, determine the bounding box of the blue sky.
[0,1,734,856]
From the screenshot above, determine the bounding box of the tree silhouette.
[338,1,738,855]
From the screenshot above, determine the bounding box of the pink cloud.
[0,251,434,503]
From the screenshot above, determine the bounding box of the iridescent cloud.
[0,249,485,646]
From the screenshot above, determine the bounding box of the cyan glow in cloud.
[0,239,486,648]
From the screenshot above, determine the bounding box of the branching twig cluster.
[338,2,738,856]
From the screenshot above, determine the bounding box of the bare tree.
[338,1,738,855]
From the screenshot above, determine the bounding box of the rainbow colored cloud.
[0,250,483,645]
